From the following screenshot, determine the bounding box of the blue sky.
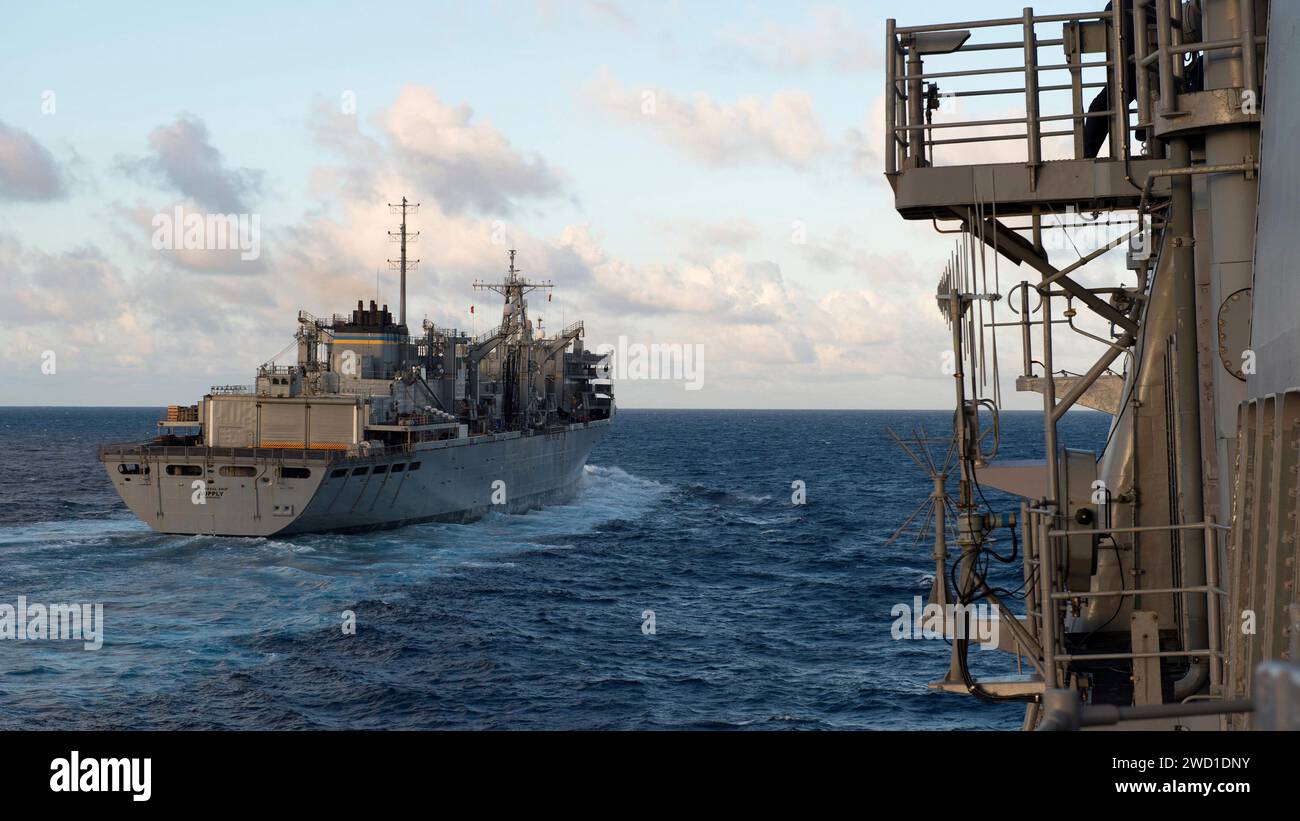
[0,0,1119,408]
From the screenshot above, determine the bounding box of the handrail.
[894,109,1115,133]
[1045,520,1229,537]
[898,59,1111,81]
[886,4,1267,172]
[97,443,340,462]
[895,11,1109,34]
[887,8,1119,170]
[1026,510,1229,694]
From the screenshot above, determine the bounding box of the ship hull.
[99,420,610,537]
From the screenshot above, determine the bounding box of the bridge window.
[165,464,202,476]
[219,466,256,477]
[390,463,406,473]
[351,467,369,476]
[278,467,311,479]
[330,468,348,479]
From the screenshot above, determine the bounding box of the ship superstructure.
[882,1,1298,729]
[98,201,614,536]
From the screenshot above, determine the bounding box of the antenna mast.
[473,249,554,335]
[387,197,420,328]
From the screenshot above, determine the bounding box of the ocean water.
[0,407,1109,730]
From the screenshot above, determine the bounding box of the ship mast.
[473,249,553,340]
[473,250,554,428]
[387,197,420,329]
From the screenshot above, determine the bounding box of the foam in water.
[3,408,1109,730]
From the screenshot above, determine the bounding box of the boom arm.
[538,321,584,363]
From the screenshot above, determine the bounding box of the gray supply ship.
[882,1,1298,728]
[98,199,614,537]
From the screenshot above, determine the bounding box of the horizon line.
[0,404,1104,413]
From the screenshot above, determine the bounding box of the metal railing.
[885,2,1267,173]
[421,320,466,340]
[97,443,340,462]
[1021,508,1229,695]
[887,9,1121,172]
[473,326,505,346]
[1138,0,1266,119]
[1040,604,1300,730]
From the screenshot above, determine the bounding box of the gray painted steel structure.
[98,216,614,538]
[885,0,1298,729]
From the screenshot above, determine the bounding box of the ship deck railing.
[97,443,340,462]
[884,3,1266,219]
[1019,507,1230,703]
[421,320,466,339]
[298,309,330,327]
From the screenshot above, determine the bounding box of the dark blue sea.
[0,407,1109,730]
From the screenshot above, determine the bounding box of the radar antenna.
[473,250,554,336]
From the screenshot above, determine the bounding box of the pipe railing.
[886,8,1124,172]
[97,443,341,462]
[1025,509,1229,694]
[886,2,1268,172]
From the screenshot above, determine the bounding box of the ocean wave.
[0,517,149,550]
[0,407,1092,730]
[679,482,776,507]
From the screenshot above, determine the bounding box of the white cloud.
[561,224,792,322]
[533,0,656,33]
[586,0,636,32]
[111,201,267,275]
[0,121,67,201]
[720,6,880,74]
[116,116,263,212]
[668,217,763,259]
[584,67,832,170]
[2,84,976,409]
[373,86,565,215]
[0,233,279,387]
